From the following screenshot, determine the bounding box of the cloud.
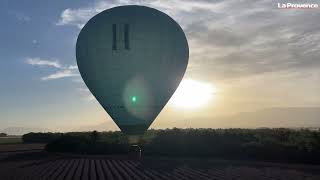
[182,0,320,81]
[77,88,96,101]
[26,58,62,68]
[72,78,84,83]
[41,70,80,80]
[26,57,79,81]
[32,40,38,44]
[56,0,320,83]
[9,11,31,22]
[67,65,78,70]
[56,8,97,28]
[55,1,118,28]
[26,57,91,101]
[56,0,223,28]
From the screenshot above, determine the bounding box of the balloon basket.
[129,144,142,160]
[128,135,142,160]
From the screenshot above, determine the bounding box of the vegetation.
[23,128,320,163]
[22,132,62,143]
[0,133,7,137]
[143,128,320,163]
[45,131,130,154]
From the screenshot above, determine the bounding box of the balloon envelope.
[76,5,189,135]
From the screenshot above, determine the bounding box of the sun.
[169,79,217,109]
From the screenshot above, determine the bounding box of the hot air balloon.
[76,5,189,139]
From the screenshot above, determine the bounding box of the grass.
[0,136,23,144]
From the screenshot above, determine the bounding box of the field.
[0,136,22,144]
[1,144,320,180]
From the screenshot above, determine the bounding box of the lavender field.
[1,144,320,180]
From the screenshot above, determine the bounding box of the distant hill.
[73,120,119,132]
[198,107,320,129]
[0,127,50,135]
[80,107,320,131]
[2,107,319,134]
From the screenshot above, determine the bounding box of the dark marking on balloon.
[113,24,130,51]
[112,24,117,50]
[124,24,130,50]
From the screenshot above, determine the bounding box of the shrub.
[22,132,62,143]
[38,128,320,163]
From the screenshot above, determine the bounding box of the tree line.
[22,128,320,163]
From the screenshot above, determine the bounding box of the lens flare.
[132,96,137,103]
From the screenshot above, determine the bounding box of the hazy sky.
[1,0,319,132]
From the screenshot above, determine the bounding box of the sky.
[0,0,319,132]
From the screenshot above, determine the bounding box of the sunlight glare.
[170,79,217,108]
